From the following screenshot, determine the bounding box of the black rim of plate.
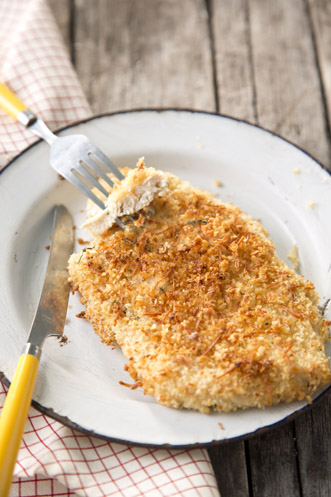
[1,108,331,449]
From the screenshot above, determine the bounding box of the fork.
[0,82,127,228]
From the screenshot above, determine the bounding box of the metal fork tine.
[69,172,106,210]
[80,156,140,226]
[69,171,127,230]
[83,156,115,189]
[115,218,127,229]
[16,109,131,230]
[78,161,109,198]
[90,149,125,181]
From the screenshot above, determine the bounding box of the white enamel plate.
[1,111,331,447]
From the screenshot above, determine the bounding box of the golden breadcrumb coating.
[68,166,331,413]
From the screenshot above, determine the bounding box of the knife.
[0,205,74,497]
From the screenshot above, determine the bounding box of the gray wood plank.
[248,424,301,497]
[73,0,215,113]
[47,0,71,51]
[249,0,330,168]
[308,0,331,137]
[295,390,331,497]
[211,0,256,122]
[208,441,249,497]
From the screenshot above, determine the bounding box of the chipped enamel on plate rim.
[0,110,331,448]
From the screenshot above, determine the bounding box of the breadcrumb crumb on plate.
[287,244,300,271]
[306,200,315,209]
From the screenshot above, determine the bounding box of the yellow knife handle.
[0,350,40,497]
[0,82,28,121]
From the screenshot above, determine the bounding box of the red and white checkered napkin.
[0,0,90,168]
[0,1,220,496]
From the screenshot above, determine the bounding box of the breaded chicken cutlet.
[68,161,331,413]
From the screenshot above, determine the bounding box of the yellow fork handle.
[0,353,39,497]
[0,82,28,120]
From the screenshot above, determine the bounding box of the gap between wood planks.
[205,0,220,113]
[292,422,304,497]
[244,440,254,497]
[244,0,258,124]
[69,0,76,65]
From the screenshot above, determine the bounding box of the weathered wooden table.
[49,1,331,495]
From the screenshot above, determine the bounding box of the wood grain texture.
[295,390,331,496]
[307,0,331,141]
[73,0,215,113]
[210,0,256,122]
[208,441,249,497]
[47,0,71,50]
[248,424,301,497]
[249,0,330,168]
